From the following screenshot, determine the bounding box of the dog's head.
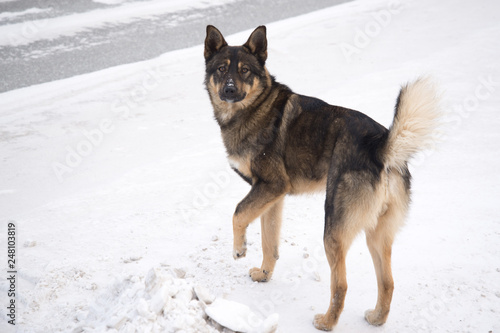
[204,25,270,106]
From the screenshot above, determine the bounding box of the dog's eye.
[218,66,225,72]
[241,68,249,74]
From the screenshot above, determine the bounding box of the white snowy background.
[1,0,500,332]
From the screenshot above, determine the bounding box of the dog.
[203,25,440,331]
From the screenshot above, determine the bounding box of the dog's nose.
[224,85,236,95]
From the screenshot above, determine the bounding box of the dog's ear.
[243,26,267,64]
[204,25,227,61]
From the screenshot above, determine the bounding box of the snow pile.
[73,266,278,333]
[76,267,217,332]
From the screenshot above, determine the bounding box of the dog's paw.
[232,237,247,260]
[249,267,270,282]
[313,314,333,331]
[364,309,387,326]
[232,247,246,260]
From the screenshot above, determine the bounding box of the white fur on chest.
[228,155,252,178]
[228,156,240,170]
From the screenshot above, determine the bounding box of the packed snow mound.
[72,266,278,333]
[75,267,218,332]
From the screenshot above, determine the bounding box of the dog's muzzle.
[220,78,245,103]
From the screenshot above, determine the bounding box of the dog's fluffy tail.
[384,77,441,172]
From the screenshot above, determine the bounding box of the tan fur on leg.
[249,197,284,282]
[232,181,288,260]
[365,227,394,326]
[313,231,352,331]
[365,171,409,326]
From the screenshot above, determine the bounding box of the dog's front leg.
[232,181,287,265]
[249,197,284,282]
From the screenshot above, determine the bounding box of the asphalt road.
[0,0,351,93]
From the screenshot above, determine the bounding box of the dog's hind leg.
[314,160,388,331]
[365,175,409,325]
[364,218,395,326]
[313,172,365,331]
[313,228,351,331]
[249,196,284,282]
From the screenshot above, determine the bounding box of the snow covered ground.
[1,0,499,332]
